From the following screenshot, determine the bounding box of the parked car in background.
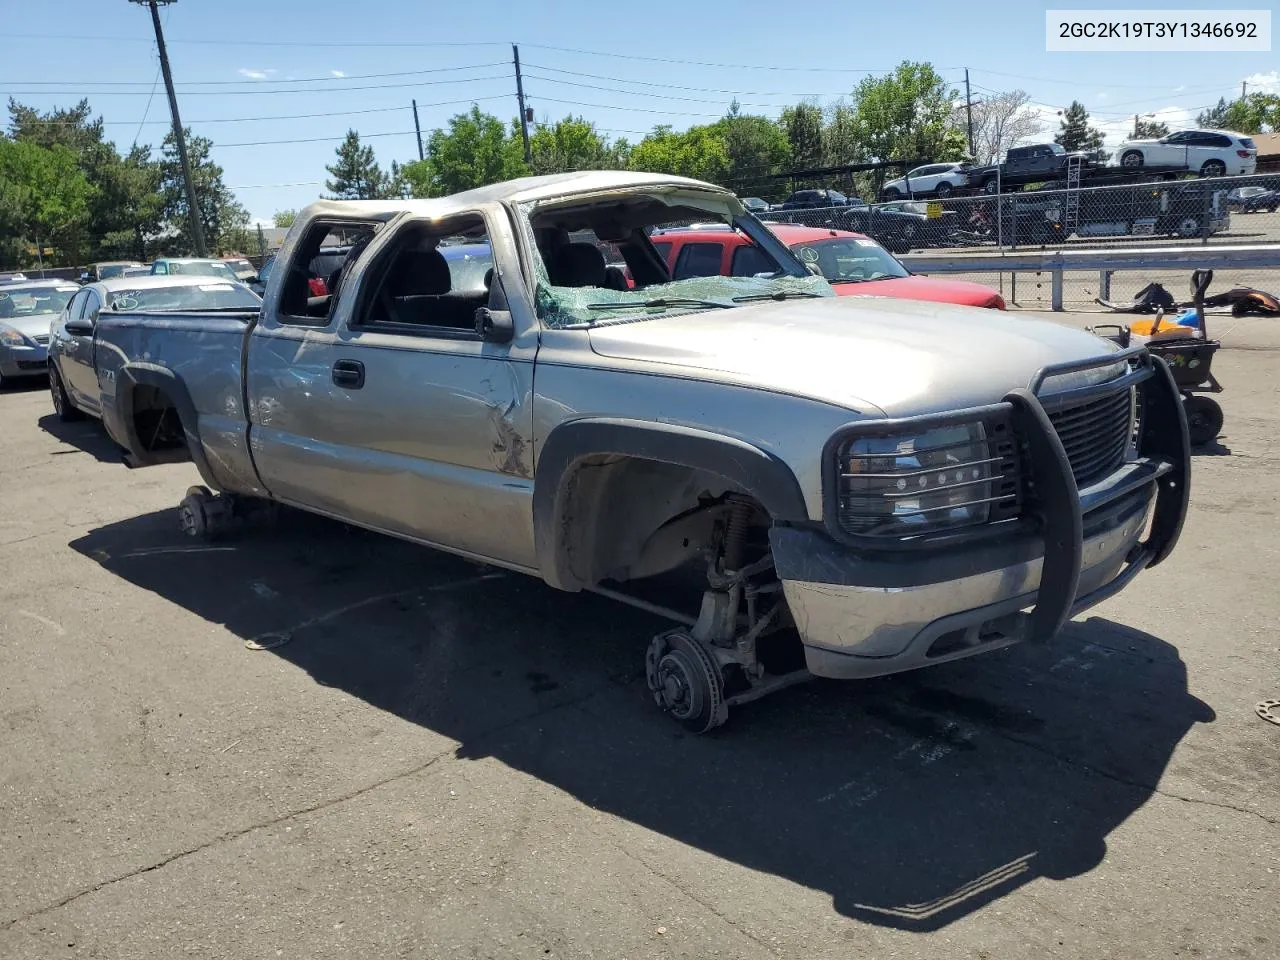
[767,199,955,253]
[775,188,857,210]
[650,224,1005,309]
[739,196,770,214]
[0,279,80,387]
[0,272,30,285]
[149,258,241,282]
[222,257,259,283]
[1113,129,1257,177]
[121,264,151,278]
[82,261,145,283]
[881,162,971,199]
[964,143,1101,194]
[1227,184,1278,213]
[48,274,263,422]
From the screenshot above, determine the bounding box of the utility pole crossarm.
[130,0,207,257]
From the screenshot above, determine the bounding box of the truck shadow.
[37,413,124,463]
[70,506,1214,933]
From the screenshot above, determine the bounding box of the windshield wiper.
[586,297,733,311]
[731,291,823,302]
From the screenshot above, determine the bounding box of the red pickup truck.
[650,223,1006,310]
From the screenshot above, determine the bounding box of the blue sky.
[2,0,1274,224]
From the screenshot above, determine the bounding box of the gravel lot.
[2,311,1278,959]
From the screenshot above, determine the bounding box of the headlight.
[0,326,27,347]
[836,422,1017,538]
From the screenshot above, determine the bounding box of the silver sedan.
[0,280,82,387]
[48,274,262,421]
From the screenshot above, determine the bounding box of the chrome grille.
[1048,388,1134,488]
[32,334,50,345]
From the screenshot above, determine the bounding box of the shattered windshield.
[522,189,833,329]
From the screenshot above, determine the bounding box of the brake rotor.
[1256,700,1280,727]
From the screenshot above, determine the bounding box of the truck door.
[245,210,540,570]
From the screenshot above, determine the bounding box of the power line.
[1,72,513,96]
[532,95,727,119]
[1,32,506,48]
[5,61,509,88]
[522,43,955,74]
[523,72,818,109]
[521,62,847,99]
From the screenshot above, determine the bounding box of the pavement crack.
[900,694,1279,827]
[1,683,615,932]
[0,749,455,932]
[608,842,776,955]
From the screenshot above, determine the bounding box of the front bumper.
[773,348,1190,680]
[0,343,49,378]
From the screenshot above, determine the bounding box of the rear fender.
[111,363,221,491]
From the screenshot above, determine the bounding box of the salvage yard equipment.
[1090,270,1224,446]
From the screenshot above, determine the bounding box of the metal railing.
[897,244,1280,311]
[755,171,1280,255]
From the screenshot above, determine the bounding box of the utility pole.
[1242,80,1247,100]
[1133,113,1139,137]
[130,0,207,257]
[513,44,532,166]
[411,99,424,161]
[964,68,975,158]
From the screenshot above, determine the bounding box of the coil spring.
[723,498,752,572]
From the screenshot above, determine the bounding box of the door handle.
[331,359,365,389]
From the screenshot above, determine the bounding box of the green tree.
[94,144,164,261]
[159,129,248,255]
[710,106,791,198]
[529,116,619,175]
[627,124,731,183]
[1054,100,1107,154]
[1221,93,1280,133]
[846,62,966,168]
[7,97,163,262]
[402,107,527,198]
[325,129,389,200]
[1132,118,1170,139]
[272,209,298,228]
[780,102,825,172]
[1197,98,1230,129]
[0,139,94,266]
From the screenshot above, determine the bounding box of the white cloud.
[1244,71,1279,93]
[331,69,346,78]
[1173,85,1186,93]
[1096,92,1109,101]
[238,68,276,80]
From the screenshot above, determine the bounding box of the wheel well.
[552,455,771,589]
[131,383,188,454]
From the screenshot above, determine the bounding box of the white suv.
[881,162,971,199]
[1113,129,1257,177]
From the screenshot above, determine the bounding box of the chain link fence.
[755,171,1280,255]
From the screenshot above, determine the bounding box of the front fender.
[533,417,809,590]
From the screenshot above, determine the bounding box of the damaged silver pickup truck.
[90,171,1190,732]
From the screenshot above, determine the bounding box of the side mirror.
[474,307,514,344]
[65,318,94,335]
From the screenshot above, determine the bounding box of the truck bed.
[94,308,265,496]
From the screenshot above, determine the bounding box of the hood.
[587,295,1121,418]
[834,276,1004,309]
[0,310,57,340]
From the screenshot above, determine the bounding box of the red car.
[649,223,1006,310]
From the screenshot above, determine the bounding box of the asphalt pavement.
[1,311,1277,959]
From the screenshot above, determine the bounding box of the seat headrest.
[387,248,451,296]
[548,242,607,288]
